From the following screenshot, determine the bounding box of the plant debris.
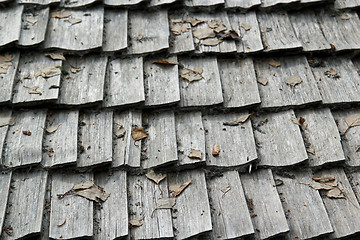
[25,86,42,95]
[145,169,167,185]
[221,184,231,197]
[65,18,82,25]
[171,180,191,197]
[188,149,202,160]
[207,19,227,33]
[241,24,251,31]
[70,66,82,74]
[324,68,340,78]
[201,38,223,46]
[268,59,281,68]
[34,65,62,78]
[180,67,203,82]
[131,127,148,141]
[301,176,345,199]
[25,16,38,25]
[57,219,66,227]
[345,113,360,128]
[45,52,66,61]
[51,9,72,19]
[130,216,144,227]
[193,27,216,40]
[217,30,241,40]
[22,130,31,136]
[185,17,203,27]
[257,77,268,86]
[46,124,61,134]
[340,13,351,20]
[115,126,126,138]
[0,53,13,75]
[153,57,179,65]
[212,144,221,156]
[171,23,190,35]
[223,113,252,126]
[286,75,302,88]
[291,117,307,131]
[156,198,176,209]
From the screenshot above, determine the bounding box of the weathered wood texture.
[289,10,331,52]
[61,0,96,8]
[0,109,12,165]
[228,11,264,53]
[175,111,205,166]
[0,52,20,104]
[44,8,103,51]
[104,0,142,6]
[254,56,322,108]
[203,113,257,167]
[184,0,224,6]
[59,55,107,106]
[103,9,128,52]
[318,10,360,51]
[19,7,49,46]
[0,172,11,237]
[274,170,333,239]
[316,168,360,238]
[310,57,360,104]
[142,111,178,169]
[240,169,289,239]
[225,0,261,8]
[0,5,23,47]
[169,169,212,239]
[218,58,261,108]
[332,109,360,167]
[261,0,299,7]
[335,0,360,8]
[128,174,173,239]
[253,110,308,166]
[13,53,62,104]
[78,110,113,168]
[208,171,254,239]
[95,171,128,240]
[149,0,177,6]
[179,57,223,107]
[17,0,59,4]
[296,108,344,167]
[169,14,195,54]
[42,110,79,167]
[3,110,47,168]
[257,12,302,52]
[49,172,93,240]
[113,110,142,168]
[4,171,47,240]
[104,57,144,108]
[144,56,180,106]
[129,11,169,54]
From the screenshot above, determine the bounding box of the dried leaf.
[188,149,202,160]
[326,187,345,198]
[26,16,38,25]
[305,180,337,190]
[66,18,82,25]
[324,68,340,78]
[170,18,183,24]
[180,68,203,82]
[171,23,190,35]
[156,198,176,209]
[217,30,241,40]
[34,65,62,78]
[201,38,223,46]
[0,53,13,75]
[130,216,144,227]
[46,124,61,134]
[185,17,203,26]
[212,144,221,156]
[169,184,180,193]
[313,176,335,182]
[22,130,31,136]
[131,127,148,141]
[145,169,167,185]
[221,184,231,194]
[286,75,302,87]
[345,113,360,128]
[70,180,110,203]
[268,59,281,68]
[235,113,252,123]
[241,24,251,31]
[70,66,82,74]
[207,20,227,33]
[275,179,284,186]
[173,180,191,197]
[257,77,268,86]
[291,117,307,131]
[26,86,42,95]
[45,53,66,61]
[51,9,72,19]
[153,57,179,65]
[340,13,351,20]
[306,147,315,155]
[193,27,216,39]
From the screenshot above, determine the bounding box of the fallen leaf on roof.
[275,179,284,186]
[235,113,252,123]
[145,169,167,185]
[153,57,179,65]
[46,124,61,134]
[324,68,340,78]
[26,16,38,25]
[241,24,251,31]
[156,198,176,209]
[45,52,66,61]
[221,184,231,194]
[345,113,360,128]
[306,147,315,155]
[193,27,216,40]
[340,13,351,20]
[291,117,307,131]
[34,66,62,78]
[312,176,335,182]
[286,75,302,88]
[0,53,13,75]
[207,20,227,33]
[188,149,202,160]
[70,66,82,74]
[326,187,345,198]
[169,184,180,193]
[256,77,268,86]
[26,86,42,95]
[22,130,31,136]
[180,68,203,82]
[115,126,126,138]
[62,180,110,203]
[172,180,191,197]
[185,17,203,26]
[66,18,82,25]
[131,127,148,141]
[268,59,281,68]
[51,9,72,19]
[212,144,221,156]
[356,145,360,152]
[130,216,144,227]
[217,30,241,40]
[302,176,345,199]
[201,38,222,46]
[171,23,190,35]
[170,18,183,24]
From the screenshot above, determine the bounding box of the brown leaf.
[221,184,231,194]
[235,113,252,123]
[241,24,251,31]
[65,18,82,25]
[217,30,241,40]
[70,180,110,203]
[286,75,302,87]
[153,57,179,65]
[268,59,281,68]
[257,77,268,86]
[340,13,351,20]
[45,53,66,61]
[34,66,62,78]
[326,187,345,199]
[312,176,335,182]
[22,130,31,136]
[170,18,183,24]
[306,147,315,155]
[193,27,216,39]
[70,66,82,74]
[173,180,191,197]
[171,23,190,35]
[180,68,203,82]
[130,216,145,227]
[51,9,72,19]
[207,20,227,33]
[26,16,38,25]
[145,169,167,185]
[46,124,61,134]
[131,127,148,141]
[345,113,360,128]
[25,86,42,95]
[185,17,203,26]
[212,144,221,156]
[188,149,202,160]
[0,53,13,75]
[324,68,340,78]
[156,198,176,209]
[201,38,222,46]
[291,117,307,131]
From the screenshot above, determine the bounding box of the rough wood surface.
[104,57,144,107]
[78,110,113,168]
[316,168,360,239]
[95,171,128,240]
[128,174,173,239]
[310,57,360,104]
[208,171,254,239]
[296,108,345,167]
[142,111,178,169]
[4,170,47,240]
[0,172,11,237]
[17,0,59,4]
[261,0,299,7]
[44,8,103,51]
[149,0,177,6]
[19,7,49,46]
[3,110,47,168]
[229,11,263,53]
[335,0,360,8]
[13,53,62,104]
[104,0,142,6]
[113,110,142,168]
[42,110,79,167]
[289,10,331,52]
[184,0,224,6]
[0,52,20,104]
[49,172,93,240]
[129,10,169,54]
[203,113,257,168]
[318,10,360,51]
[175,111,206,166]
[0,109,12,165]
[225,0,261,8]
[169,13,195,54]
[240,169,289,239]
[169,169,212,239]
[61,0,96,7]
[257,11,302,52]
[103,9,128,52]
[218,58,261,108]
[179,57,223,107]
[59,55,107,106]
[144,56,180,107]
[274,170,333,239]
[254,56,322,108]
[0,5,23,47]
[253,110,308,167]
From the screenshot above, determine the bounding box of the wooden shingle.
[169,13,195,54]
[149,0,177,6]
[261,0,299,8]
[0,5,23,47]
[184,0,224,6]
[19,7,49,46]
[335,0,360,10]
[17,0,59,4]
[225,0,261,9]
[0,52,20,104]
[0,109,12,165]
[61,0,96,8]
[0,172,11,237]
[103,9,128,52]
[104,0,142,6]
